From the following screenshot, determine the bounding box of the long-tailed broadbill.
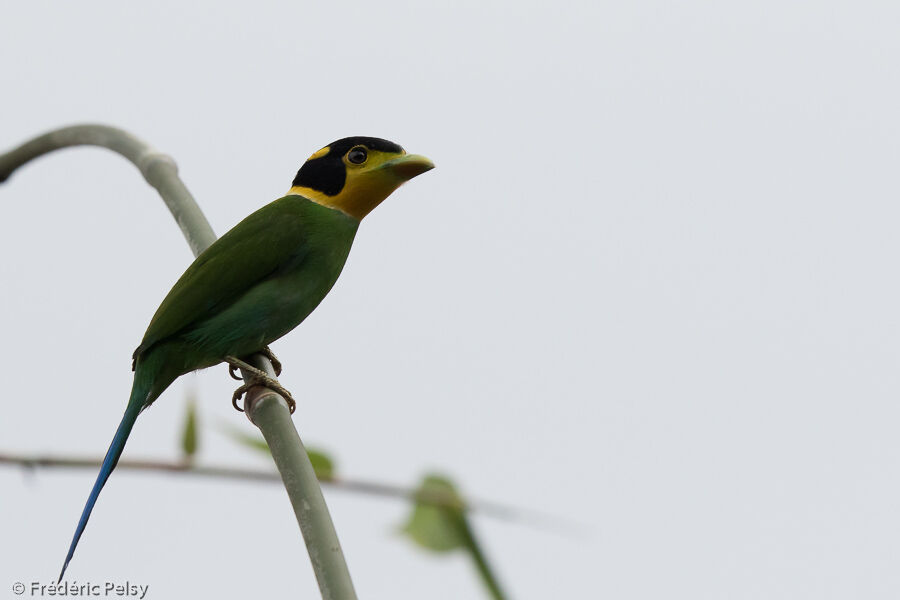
[59,137,434,580]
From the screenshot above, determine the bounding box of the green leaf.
[217,422,335,479]
[180,398,199,460]
[306,448,335,480]
[400,474,468,552]
[219,423,270,454]
[401,474,509,599]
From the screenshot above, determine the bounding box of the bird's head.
[289,137,434,220]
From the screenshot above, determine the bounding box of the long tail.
[58,375,153,582]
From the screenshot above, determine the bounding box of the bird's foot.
[228,347,282,380]
[258,346,282,376]
[224,355,295,414]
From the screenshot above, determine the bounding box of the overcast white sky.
[3,1,900,598]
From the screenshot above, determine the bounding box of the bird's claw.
[228,363,242,381]
[231,381,296,414]
[225,355,296,414]
[226,347,282,379]
[259,346,283,377]
[232,388,245,412]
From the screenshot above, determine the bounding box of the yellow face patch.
[307,146,330,161]
[289,147,411,220]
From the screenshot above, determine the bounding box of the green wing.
[133,195,315,362]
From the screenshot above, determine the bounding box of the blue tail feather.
[58,386,146,582]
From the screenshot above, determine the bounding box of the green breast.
[135,195,360,367]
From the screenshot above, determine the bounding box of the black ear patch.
[292,137,404,196]
[292,149,345,196]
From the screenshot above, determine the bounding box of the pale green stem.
[243,356,357,600]
[0,124,215,255]
[0,124,356,599]
[458,517,507,600]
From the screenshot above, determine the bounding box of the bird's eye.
[347,146,368,164]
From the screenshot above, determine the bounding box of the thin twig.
[0,451,583,534]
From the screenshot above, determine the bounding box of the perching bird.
[59,137,434,580]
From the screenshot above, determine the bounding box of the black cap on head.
[292,137,405,196]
